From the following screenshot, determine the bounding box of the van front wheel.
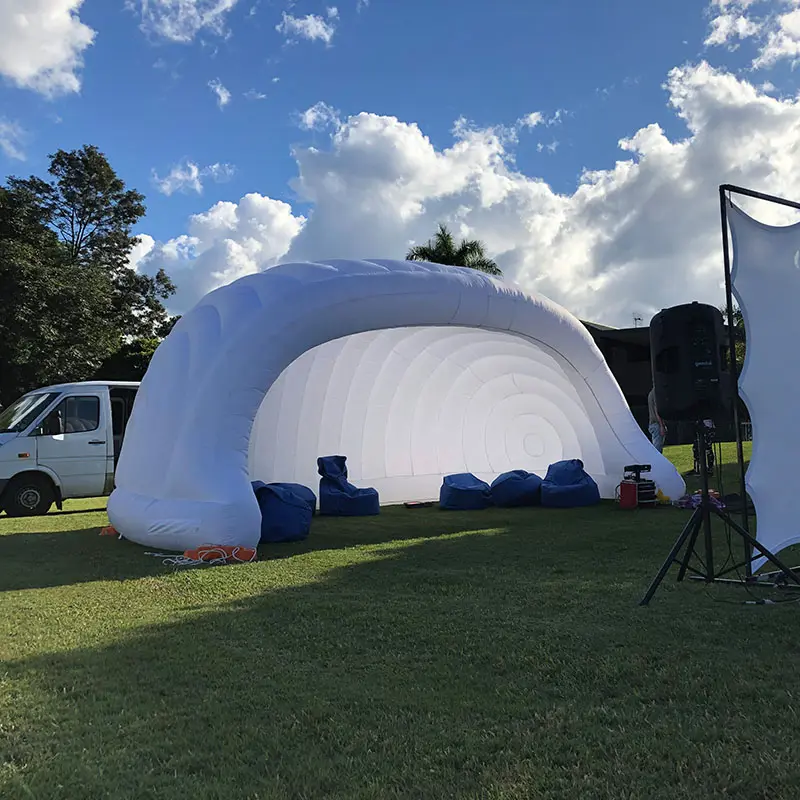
[3,474,55,517]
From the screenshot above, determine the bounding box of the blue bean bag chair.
[540,459,600,508]
[439,473,493,510]
[317,456,380,516]
[490,470,543,507]
[251,481,316,543]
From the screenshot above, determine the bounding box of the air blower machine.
[618,464,657,510]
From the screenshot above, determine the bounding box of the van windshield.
[0,392,61,433]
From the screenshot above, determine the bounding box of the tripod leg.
[711,509,800,586]
[640,508,703,606]
[676,510,704,582]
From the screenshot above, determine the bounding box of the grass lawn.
[3,443,800,799]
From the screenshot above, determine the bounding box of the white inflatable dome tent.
[108,259,685,550]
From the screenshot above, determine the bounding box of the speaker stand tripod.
[640,423,800,605]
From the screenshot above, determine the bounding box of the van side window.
[41,396,101,435]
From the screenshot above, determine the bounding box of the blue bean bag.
[540,459,600,508]
[317,456,380,516]
[251,481,316,543]
[490,470,543,507]
[439,473,493,510]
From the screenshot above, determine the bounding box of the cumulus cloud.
[208,78,231,108]
[128,234,156,271]
[138,62,800,327]
[0,119,27,161]
[244,88,266,100]
[276,7,338,44]
[130,0,239,43]
[136,194,305,309]
[152,160,236,195]
[0,0,95,96]
[298,101,341,130]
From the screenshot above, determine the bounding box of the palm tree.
[406,223,502,276]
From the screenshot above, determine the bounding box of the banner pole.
[719,185,751,576]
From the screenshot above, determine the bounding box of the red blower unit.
[619,464,657,510]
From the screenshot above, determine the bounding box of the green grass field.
[3,442,800,799]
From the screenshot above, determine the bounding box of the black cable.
[697,431,800,604]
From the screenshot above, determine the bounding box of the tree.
[96,338,161,382]
[406,223,502,276]
[0,193,118,405]
[7,145,175,339]
[720,304,746,374]
[0,146,176,405]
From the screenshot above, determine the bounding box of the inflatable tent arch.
[108,259,685,550]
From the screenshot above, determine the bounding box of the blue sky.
[0,0,721,236]
[2,0,800,323]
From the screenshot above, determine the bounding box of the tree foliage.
[96,338,161,382]
[721,304,746,373]
[406,224,502,276]
[0,146,176,406]
[7,145,175,340]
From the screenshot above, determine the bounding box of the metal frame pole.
[719,184,800,571]
[719,186,751,575]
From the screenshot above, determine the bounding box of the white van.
[0,381,140,517]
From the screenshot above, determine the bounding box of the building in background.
[581,320,740,446]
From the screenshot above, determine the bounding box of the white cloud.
[705,12,761,46]
[153,160,236,195]
[208,78,231,108]
[136,194,305,309]
[244,88,266,100]
[276,7,338,44]
[754,6,800,67]
[357,0,369,10]
[519,112,543,129]
[205,162,236,181]
[298,101,341,130]
[0,119,26,161]
[139,62,800,328]
[0,0,95,96]
[128,234,156,271]
[131,0,239,43]
[705,0,800,67]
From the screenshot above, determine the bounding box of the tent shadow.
[3,516,792,799]
[0,504,594,593]
[0,529,166,592]
[260,505,545,559]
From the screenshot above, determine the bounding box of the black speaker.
[650,302,731,421]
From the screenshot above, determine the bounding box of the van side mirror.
[34,412,63,437]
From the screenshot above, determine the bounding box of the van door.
[35,392,109,498]
[109,387,138,465]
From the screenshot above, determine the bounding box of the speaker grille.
[650,302,731,421]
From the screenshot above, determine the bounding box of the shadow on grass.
[48,506,108,516]
[0,503,640,592]
[3,511,800,800]
[0,529,167,592]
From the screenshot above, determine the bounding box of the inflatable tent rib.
[108,259,684,550]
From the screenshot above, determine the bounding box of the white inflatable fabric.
[108,259,685,550]
[728,202,800,567]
